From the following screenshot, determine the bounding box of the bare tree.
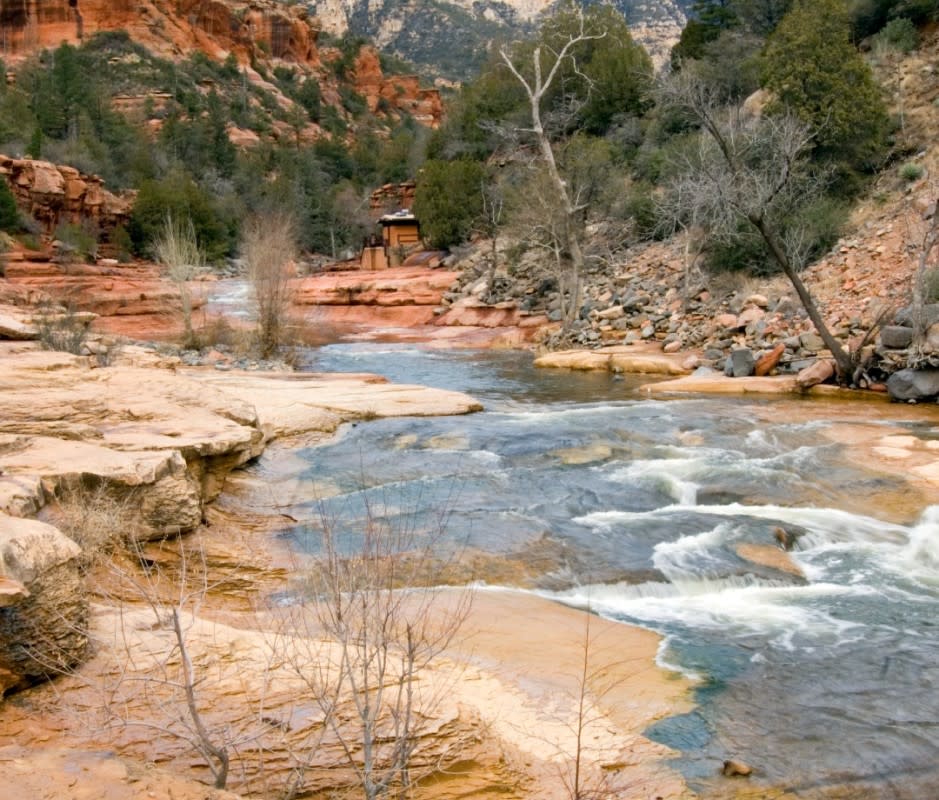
[499,10,604,331]
[657,71,858,380]
[93,536,269,790]
[284,495,473,800]
[908,190,939,362]
[553,603,647,800]
[153,214,205,348]
[479,176,506,302]
[242,212,298,358]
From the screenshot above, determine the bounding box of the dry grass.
[47,485,141,570]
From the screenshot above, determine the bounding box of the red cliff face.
[0,155,133,234]
[0,0,321,67]
[353,46,443,128]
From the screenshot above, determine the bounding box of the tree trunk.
[750,215,853,378]
[529,83,585,331]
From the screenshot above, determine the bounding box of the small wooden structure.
[359,209,422,270]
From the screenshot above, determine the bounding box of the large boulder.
[879,325,913,350]
[0,515,87,696]
[895,304,939,329]
[887,369,939,402]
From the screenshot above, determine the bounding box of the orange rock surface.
[0,0,322,67]
[0,155,133,236]
[353,46,444,128]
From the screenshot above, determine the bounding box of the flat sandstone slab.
[535,347,690,375]
[644,374,891,399]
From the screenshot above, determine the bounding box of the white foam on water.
[576,503,909,549]
[500,404,645,425]
[652,523,738,579]
[886,505,939,588]
[745,429,778,451]
[609,457,711,506]
[655,636,704,682]
[544,579,870,647]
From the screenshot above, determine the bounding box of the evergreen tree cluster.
[0,31,429,261]
[0,0,920,280]
[417,0,907,276]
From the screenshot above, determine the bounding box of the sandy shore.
[0,581,693,800]
[448,589,693,799]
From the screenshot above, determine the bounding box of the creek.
[272,343,939,799]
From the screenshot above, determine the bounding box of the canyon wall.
[0,155,133,234]
[0,0,321,66]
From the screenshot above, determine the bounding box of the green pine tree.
[0,178,20,232]
[26,126,42,159]
[761,0,889,176]
[413,159,485,249]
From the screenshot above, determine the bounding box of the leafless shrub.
[95,536,268,790]
[153,214,205,349]
[242,212,298,358]
[34,299,89,354]
[46,484,140,571]
[280,492,474,800]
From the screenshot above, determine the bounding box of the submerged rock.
[722,759,753,777]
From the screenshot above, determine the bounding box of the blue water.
[280,343,939,798]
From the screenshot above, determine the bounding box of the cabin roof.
[379,209,418,225]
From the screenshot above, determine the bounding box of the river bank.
[0,340,695,800]
[3,325,939,798]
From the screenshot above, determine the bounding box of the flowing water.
[276,343,939,798]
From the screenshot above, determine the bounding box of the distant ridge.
[308,0,694,80]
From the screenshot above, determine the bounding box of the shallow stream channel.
[270,343,939,798]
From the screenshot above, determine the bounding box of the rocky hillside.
[309,0,692,79]
[0,0,443,132]
[439,25,939,393]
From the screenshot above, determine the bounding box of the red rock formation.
[0,0,322,67]
[353,47,443,128]
[369,181,417,219]
[0,155,134,235]
[293,266,458,309]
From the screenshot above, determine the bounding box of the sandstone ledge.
[535,347,691,376]
[0,344,482,534]
[643,374,893,400]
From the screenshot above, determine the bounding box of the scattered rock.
[795,359,835,390]
[887,368,939,402]
[895,304,939,329]
[754,343,786,376]
[880,325,914,350]
[596,305,625,321]
[743,293,769,309]
[722,759,753,778]
[729,347,756,378]
[799,332,826,352]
